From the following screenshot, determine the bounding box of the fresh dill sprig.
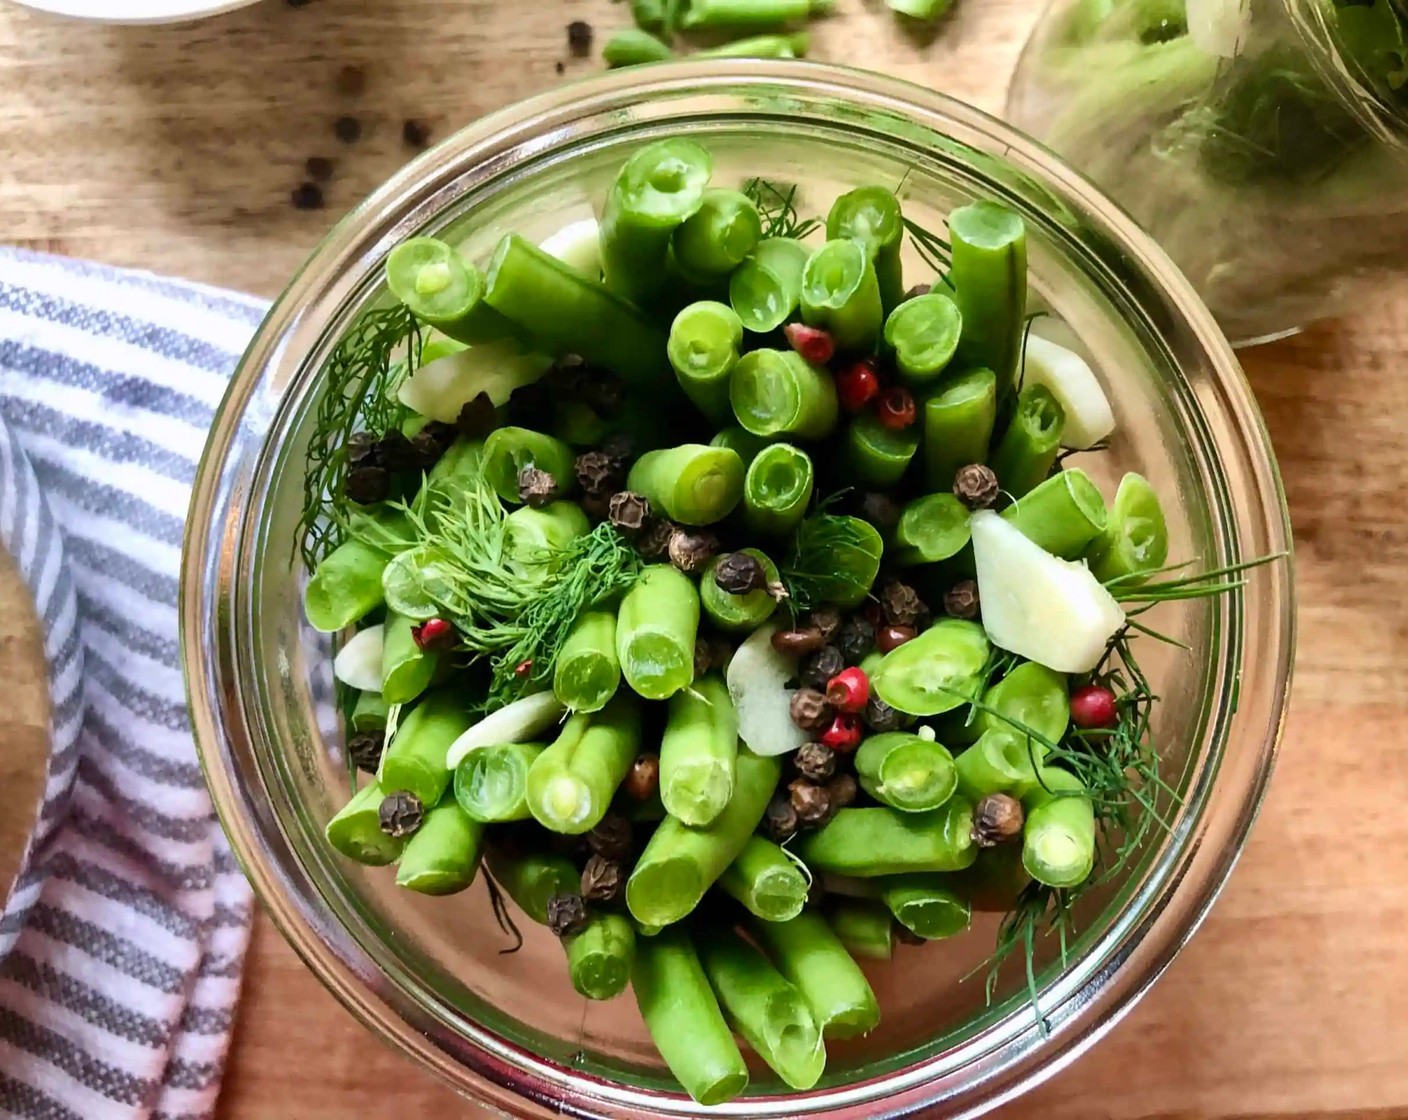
[781,497,876,613]
[985,882,1075,1034]
[1105,553,1287,605]
[295,304,420,572]
[902,216,954,287]
[743,178,823,241]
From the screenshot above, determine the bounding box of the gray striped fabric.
[0,247,266,1119]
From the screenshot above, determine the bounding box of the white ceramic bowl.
[7,0,260,23]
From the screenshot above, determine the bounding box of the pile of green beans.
[307,137,1181,1106]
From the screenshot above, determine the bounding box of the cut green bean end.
[627,858,703,927]
[663,759,734,828]
[874,740,958,812]
[386,238,481,322]
[621,631,694,700]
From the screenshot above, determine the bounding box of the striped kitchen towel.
[0,247,267,1119]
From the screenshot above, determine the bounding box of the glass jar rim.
[182,60,1295,1120]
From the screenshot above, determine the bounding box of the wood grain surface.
[2,1,1406,1117]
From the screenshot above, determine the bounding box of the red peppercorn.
[876,386,917,431]
[1070,684,1119,729]
[820,713,864,752]
[514,658,535,679]
[876,624,918,653]
[411,617,455,651]
[783,323,836,366]
[825,667,870,714]
[834,360,880,413]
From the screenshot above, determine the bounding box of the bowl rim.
[181,59,1296,1119]
[4,0,260,22]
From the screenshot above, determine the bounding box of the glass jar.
[1007,0,1408,344]
[182,62,1294,1120]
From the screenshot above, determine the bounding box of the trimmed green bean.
[854,731,958,813]
[892,492,971,566]
[921,367,998,490]
[660,674,738,827]
[954,728,1041,801]
[632,927,749,1106]
[632,0,668,33]
[749,909,880,1039]
[603,27,676,66]
[627,747,781,926]
[948,200,1028,395]
[692,32,808,58]
[385,237,517,345]
[990,384,1066,499]
[700,549,782,634]
[826,186,905,312]
[710,425,772,466]
[679,0,829,31]
[1002,467,1108,559]
[800,239,884,351]
[730,349,839,440]
[305,535,396,634]
[564,912,636,1000]
[553,609,621,714]
[974,661,1070,746]
[796,798,978,876]
[600,139,713,307]
[870,618,991,717]
[846,412,919,488]
[719,836,808,922]
[673,190,763,278]
[380,610,439,705]
[380,690,473,808]
[486,848,579,925]
[454,741,545,822]
[325,782,402,866]
[504,502,591,580]
[668,302,744,424]
[616,565,701,700]
[349,690,391,733]
[484,233,668,385]
[825,899,894,961]
[482,426,575,505]
[1022,767,1096,888]
[878,873,971,939]
[525,694,642,834]
[1087,472,1170,583]
[729,238,811,334]
[887,0,955,20]
[791,514,885,608]
[627,444,745,526]
[395,800,486,895]
[742,443,813,536]
[884,293,963,383]
[697,926,825,1090]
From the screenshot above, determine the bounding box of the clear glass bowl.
[181,62,1294,1120]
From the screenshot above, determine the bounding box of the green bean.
[846,412,919,488]
[950,843,1032,912]
[855,731,958,813]
[380,611,440,706]
[1022,767,1096,888]
[503,501,591,579]
[921,367,998,490]
[325,782,402,866]
[870,618,990,717]
[632,0,668,33]
[693,32,808,58]
[616,565,701,700]
[627,444,745,526]
[486,848,579,925]
[565,912,636,1000]
[1002,467,1108,559]
[627,747,781,926]
[886,0,954,20]
[659,674,738,826]
[380,690,474,808]
[884,292,963,383]
[454,741,545,822]
[954,728,1041,801]
[710,425,772,466]
[948,200,1028,395]
[792,513,885,608]
[482,426,575,505]
[878,873,971,938]
[892,492,971,566]
[990,386,1065,500]
[395,799,486,895]
[305,534,398,633]
[729,238,811,333]
[484,233,668,385]
[603,27,676,66]
[673,190,763,278]
[730,349,839,440]
[796,798,978,876]
[525,694,642,834]
[1087,472,1170,583]
[553,609,621,714]
[749,909,880,1039]
[742,443,813,536]
[631,927,749,1106]
[697,925,825,1090]
[719,836,808,922]
[600,139,713,307]
[679,0,829,30]
[667,302,744,424]
[826,185,906,312]
[824,899,894,961]
[974,661,1070,746]
[700,548,782,634]
[385,237,517,345]
[349,690,391,733]
[800,239,884,352]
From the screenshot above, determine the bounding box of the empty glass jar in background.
[1007,0,1408,344]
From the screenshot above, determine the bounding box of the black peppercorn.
[566,19,594,55]
[378,790,424,839]
[374,429,421,472]
[623,753,660,801]
[799,645,845,691]
[582,371,625,417]
[789,778,832,825]
[794,741,837,782]
[713,552,767,595]
[345,465,390,505]
[402,118,431,149]
[863,696,905,733]
[456,392,498,438]
[545,893,590,938]
[305,156,334,181]
[347,731,385,774]
[972,793,1025,847]
[789,688,833,732]
[879,580,925,627]
[693,637,714,679]
[763,796,799,843]
[834,616,876,664]
[858,491,902,531]
[807,609,842,643]
[903,283,933,301]
[409,427,447,470]
[347,430,379,467]
[954,463,1001,510]
[828,772,859,810]
[545,353,587,394]
[607,491,651,533]
[291,182,325,211]
[668,528,720,575]
[587,814,634,862]
[945,579,981,620]
[517,465,559,508]
[507,380,553,428]
[575,450,621,497]
[636,517,676,560]
[581,855,625,903]
[601,432,635,468]
[333,115,362,144]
